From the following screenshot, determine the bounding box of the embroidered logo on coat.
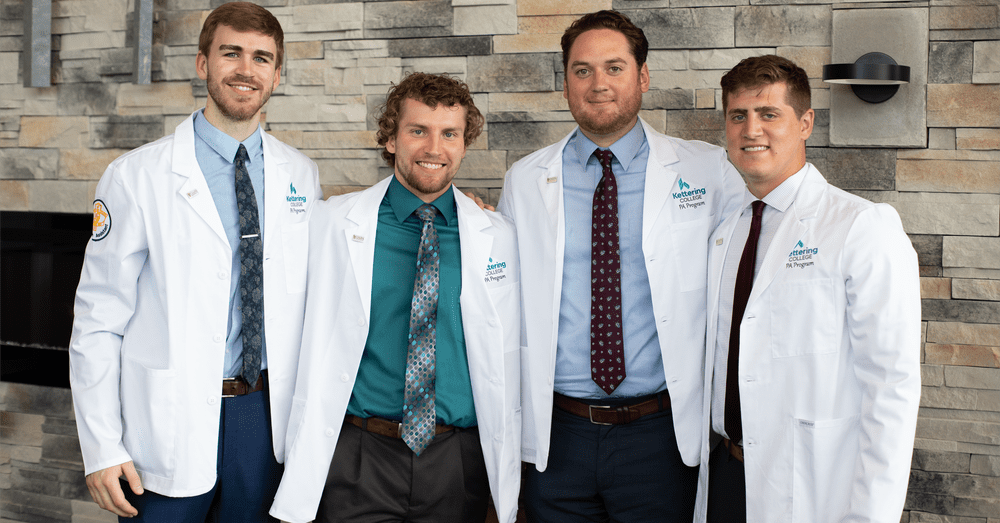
[786,240,819,269]
[672,178,707,210]
[91,200,112,241]
[484,257,507,284]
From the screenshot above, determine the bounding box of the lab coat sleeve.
[841,204,921,523]
[69,160,150,476]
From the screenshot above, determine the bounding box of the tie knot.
[415,203,437,224]
[751,199,765,217]
[593,149,614,170]
[235,144,249,165]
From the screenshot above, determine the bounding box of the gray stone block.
[642,89,694,110]
[929,41,974,84]
[971,455,1000,476]
[910,235,943,268]
[805,148,896,191]
[387,36,491,59]
[735,6,831,47]
[488,121,577,151]
[922,364,945,387]
[0,148,58,180]
[0,383,74,418]
[89,115,164,149]
[945,366,1000,391]
[913,450,971,473]
[922,300,1000,325]
[467,54,556,93]
[364,1,452,39]
[56,83,118,116]
[624,8,735,49]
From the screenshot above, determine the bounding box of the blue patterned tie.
[402,204,440,455]
[591,149,626,395]
[235,144,263,386]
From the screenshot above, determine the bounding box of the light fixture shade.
[823,52,911,103]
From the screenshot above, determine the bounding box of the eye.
[225,52,239,58]
[444,131,457,139]
[254,56,268,63]
[411,129,424,136]
[574,68,590,77]
[763,113,777,120]
[730,114,745,122]
[609,66,623,74]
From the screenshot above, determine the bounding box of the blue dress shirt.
[193,110,267,379]
[556,121,667,399]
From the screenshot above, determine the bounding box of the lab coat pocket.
[792,414,859,522]
[671,216,714,292]
[770,279,841,357]
[281,221,308,293]
[120,359,177,478]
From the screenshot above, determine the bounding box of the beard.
[206,73,272,122]
[395,158,457,197]
[568,86,643,138]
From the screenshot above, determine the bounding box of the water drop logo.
[678,178,690,190]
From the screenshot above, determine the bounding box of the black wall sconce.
[823,52,911,104]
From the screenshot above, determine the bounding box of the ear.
[272,65,281,91]
[196,52,208,81]
[639,62,650,93]
[386,134,396,155]
[799,108,815,141]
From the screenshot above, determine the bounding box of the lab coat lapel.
[173,113,229,245]
[343,177,392,322]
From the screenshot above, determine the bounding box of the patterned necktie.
[402,204,440,455]
[235,144,264,386]
[725,200,765,444]
[591,149,626,395]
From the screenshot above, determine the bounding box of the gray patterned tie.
[402,203,440,455]
[235,144,263,386]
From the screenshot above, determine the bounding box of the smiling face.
[563,28,649,147]
[387,97,468,203]
[197,24,281,129]
[725,81,814,199]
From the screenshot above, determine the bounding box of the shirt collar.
[387,176,458,226]
[193,109,263,164]
[569,119,646,173]
[741,163,809,214]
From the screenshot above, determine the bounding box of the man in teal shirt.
[269,73,522,523]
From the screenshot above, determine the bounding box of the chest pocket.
[769,278,842,357]
[671,216,714,292]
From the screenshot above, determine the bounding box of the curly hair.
[375,72,484,168]
[199,2,284,70]
[561,10,648,72]
[721,55,811,118]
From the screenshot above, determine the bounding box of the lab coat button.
[489,319,498,327]
[325,428,336,437]
[340,373,349,383]
[357,317,365,327]
[213,334,223,343]
[207,396,217,405]
[494,435,501,442]
[490,378,499,385]
[218,271,227,280]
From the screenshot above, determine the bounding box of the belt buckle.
[396,421,404,438]
[222,377,239,398]
[588,404,614,425]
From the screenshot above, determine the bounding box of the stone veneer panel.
[927,84,1000,128]
[627,8,736,49]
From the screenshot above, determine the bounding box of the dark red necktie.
[591,149,625,395]
[725,200,765,444]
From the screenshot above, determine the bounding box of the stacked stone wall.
[1,0,998,522]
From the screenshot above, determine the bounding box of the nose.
[591,70,609,92]
[236,55,255,77]
[743,114,763,138]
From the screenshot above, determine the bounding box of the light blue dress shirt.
[556,121,667,399]
[193,110,268,379]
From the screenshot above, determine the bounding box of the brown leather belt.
[553,392,670,425]
[345,415,456,439]
[221,371,266,398]
[722,437,744,463]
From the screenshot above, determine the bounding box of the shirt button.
[325,428,336,437]
[213,334,223,343]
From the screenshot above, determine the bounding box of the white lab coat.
[498,118,744,469]
[695,164,921,522]
[269,177,522,523]
[69,112,321,497]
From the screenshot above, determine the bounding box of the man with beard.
[268,72,521,523]
[498,10,744,522]
[69,3,320,521]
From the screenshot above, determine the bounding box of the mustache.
[222,74,261,90]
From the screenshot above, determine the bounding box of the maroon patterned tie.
[725,200,765,444]
[591,149,626,395]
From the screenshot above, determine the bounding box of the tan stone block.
[974,40,1000,84]
[18,116,89,148]
[920,385,978,409]
[455,4,518,36]
[696,89,715,109]
[489,92,566,113]
[60,149,129,180]
[897,149,1000,161]
[650,69,726,90]
[958,128,1000,150]
[0,180,29,210]
[517,0,612,16]
[953,279,1000,301]
[163,10,209,47]
[402,57,467,77]
[897,159,1000,193]
[926,343,1000,368]
[290,3,364,33]
[269,130,377,150]
[0,52,17,84]
[927,321,1000,346]
[518,15,579,35]
[922,364,944,386]
[916,418,1000,445]
[944,236,1000,269]
[71,499,119,522]
[0,412,44,446]
[944,366,1000,391]
[922,277,952,299]
[9,445,42,464]
[117,82,196,116]
[59,31,126,52]
[689,48,774,71]
[286,41,324,61]
[315,158,381,186]
[647,51,689,72]
[930,5,999,30]
[493,34,562,54]
[29,180,93,213]
[928,84,1000,127]
[913,438,958,452]
[457,150,507,180]
[776,46,831,79]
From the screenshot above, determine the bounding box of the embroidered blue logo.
[287,183,307,214]
[672,178,707,210]
[678,178,690,190]
[290,183,297,195]
[786,241,819,269]
[484,257,508,284]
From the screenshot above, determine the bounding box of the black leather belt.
[345,415,457,439]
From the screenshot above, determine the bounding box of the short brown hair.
[561,10,649,71]
[721,55,811,118]
[199,2,284,70]
[375,73,484,167]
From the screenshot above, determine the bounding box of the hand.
[464,191,496,212]
[86,461,143,517]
